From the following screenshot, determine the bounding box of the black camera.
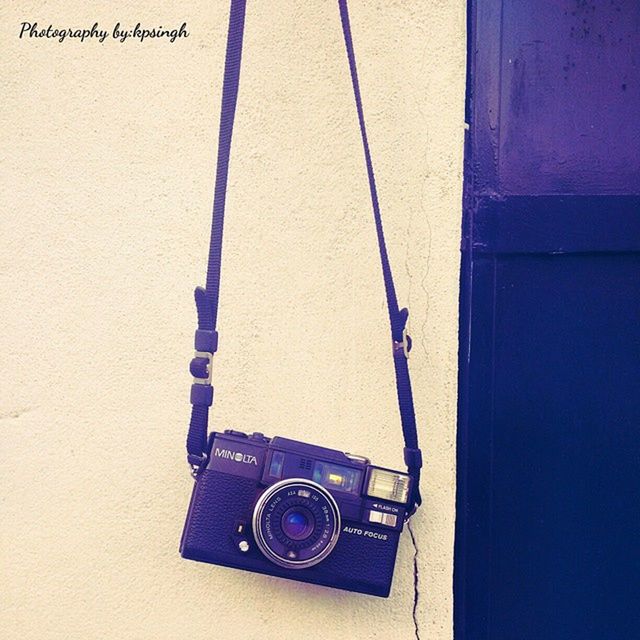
[181,430,414,596]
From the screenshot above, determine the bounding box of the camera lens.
[252,479,341,569]
[281,507,315,541]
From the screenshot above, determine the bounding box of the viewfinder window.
[268,450,285,478]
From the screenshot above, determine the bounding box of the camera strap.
[186,0,422,517]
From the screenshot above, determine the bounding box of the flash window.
[366,468,410,504]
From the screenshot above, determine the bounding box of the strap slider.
[191,351,213,385]
[403,446,423,470]
[195,329,218,353]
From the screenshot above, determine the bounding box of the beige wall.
[0,1,465,639]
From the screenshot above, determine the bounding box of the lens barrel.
[252,479,340,569]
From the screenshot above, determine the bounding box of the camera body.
[180,429,413,597]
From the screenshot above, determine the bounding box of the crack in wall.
[407,519,422,640]
[403,45,430,640]
[402,155,434,367]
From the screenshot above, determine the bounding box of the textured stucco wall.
[0,2,465,639]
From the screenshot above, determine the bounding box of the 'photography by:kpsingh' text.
[19,21,189,44]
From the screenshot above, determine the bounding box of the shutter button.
[224,429,248,438]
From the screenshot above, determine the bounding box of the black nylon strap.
[187,0,422,516]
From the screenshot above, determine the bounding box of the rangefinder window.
[268,450,285,479]
[312,461,362,495]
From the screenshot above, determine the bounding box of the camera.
[180,429,414,597]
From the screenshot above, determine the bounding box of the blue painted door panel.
[491,253,640,638]
[456,2,640,639]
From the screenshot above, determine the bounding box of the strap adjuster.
[393,326,412,359]
[191,351,213,384]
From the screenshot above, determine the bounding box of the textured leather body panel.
[180,469,402,597]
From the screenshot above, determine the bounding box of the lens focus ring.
[252,478,341,569]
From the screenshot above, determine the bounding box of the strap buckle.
[393,326,412,359]
[191,351,213,385]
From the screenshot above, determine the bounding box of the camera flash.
[366,468,410,504]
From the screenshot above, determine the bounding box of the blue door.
[455,2,640,638]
